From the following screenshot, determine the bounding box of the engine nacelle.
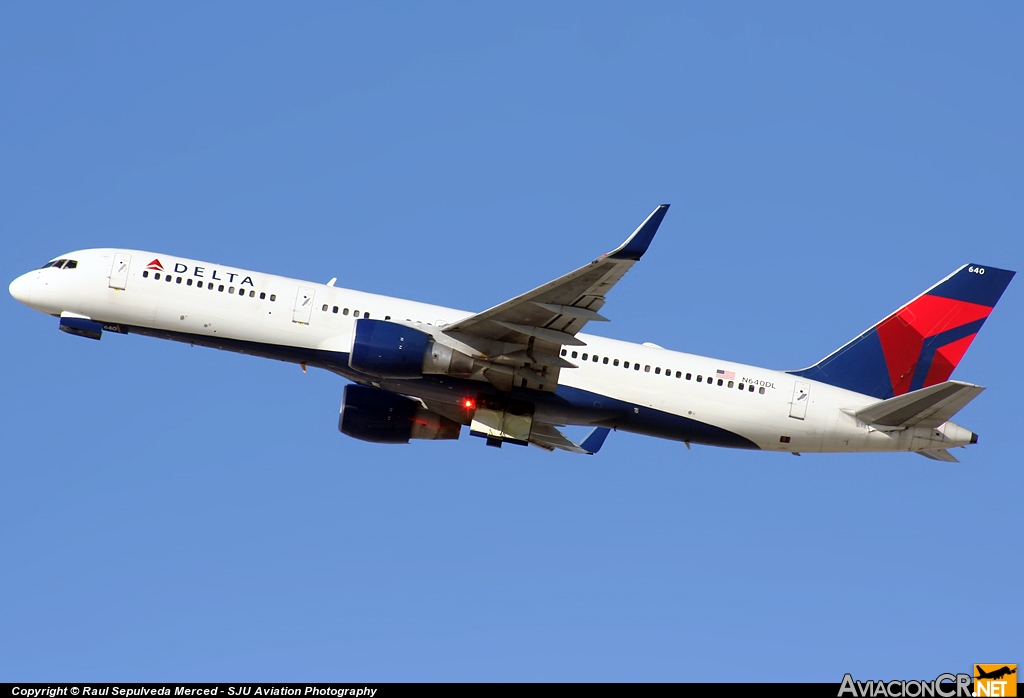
[349,319,476,379]
[338,384,461,444]
[349,319,432,378]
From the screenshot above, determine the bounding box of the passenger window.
[696,375,702,382]
[717,379,723,386]
[218,285,224,292]
[208,283,214,290]
[561,349,567,356]
[270,294,276,301]
[249,290,255,298]
[385,316,391,320]
[603,357,609,365]
[571,351,578,359]
[613,359,619,366]
[634,364,640,371]
[759,387,765,394]
[166,275,172,282]
[322,304,328,312]
[675,371,681,378]
[727,380,734,388]
[333,306,339,313]
[143,271,149,278]
[582,353,588,361]
[738,383,745,390]
[344,308,349,315]
[645,365,650,372]
[229,286,234,293]
[354,310,360,318]
[186,278,192,286]
[623,361,629,369]
[155,273,161,280]
[686,373,691,380]
[175,277,181,283]
[260,292,266,300]
[655,367,661,375]
[364,313,370,319]
[749,385,754,392]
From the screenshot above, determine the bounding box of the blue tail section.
[789,264,1014,399]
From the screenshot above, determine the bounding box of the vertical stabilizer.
[789,264,1014,399]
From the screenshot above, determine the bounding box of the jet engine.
[348,319,475,379]
[338,384,462,444]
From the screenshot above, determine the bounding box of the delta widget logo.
[145,259,164,272]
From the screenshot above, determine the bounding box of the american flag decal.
[716,369,735,380]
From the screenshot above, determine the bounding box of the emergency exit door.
[108,253,131,290]
[292,287,315,324]
[789,381,810,420]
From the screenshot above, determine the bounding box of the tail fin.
[789,264,1015,399]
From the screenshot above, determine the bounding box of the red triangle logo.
[146,259,164,271]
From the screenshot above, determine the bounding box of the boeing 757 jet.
[8,206,1015,459]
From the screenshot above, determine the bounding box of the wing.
[442,205,670,391]
[420,397,613,455]
[530,424,611,455]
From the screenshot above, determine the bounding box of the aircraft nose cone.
[9,273,33,305]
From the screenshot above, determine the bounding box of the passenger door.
[292,286,315,324]
[789,381,810,420]
[109,253,131,290]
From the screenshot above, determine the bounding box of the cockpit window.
[39,259,78,269]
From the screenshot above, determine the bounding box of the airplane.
[976,666,1016,681]
[8,205,1016,459]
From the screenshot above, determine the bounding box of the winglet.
[580,427,611,455]
[607,205,670,261]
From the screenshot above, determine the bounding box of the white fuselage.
[9,248,976,455]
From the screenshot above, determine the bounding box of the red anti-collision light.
[463,398,476,410]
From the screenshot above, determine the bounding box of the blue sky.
[1,2,1021,682]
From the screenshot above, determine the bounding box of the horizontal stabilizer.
[851,380,984,430]
[918,449,959,463]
